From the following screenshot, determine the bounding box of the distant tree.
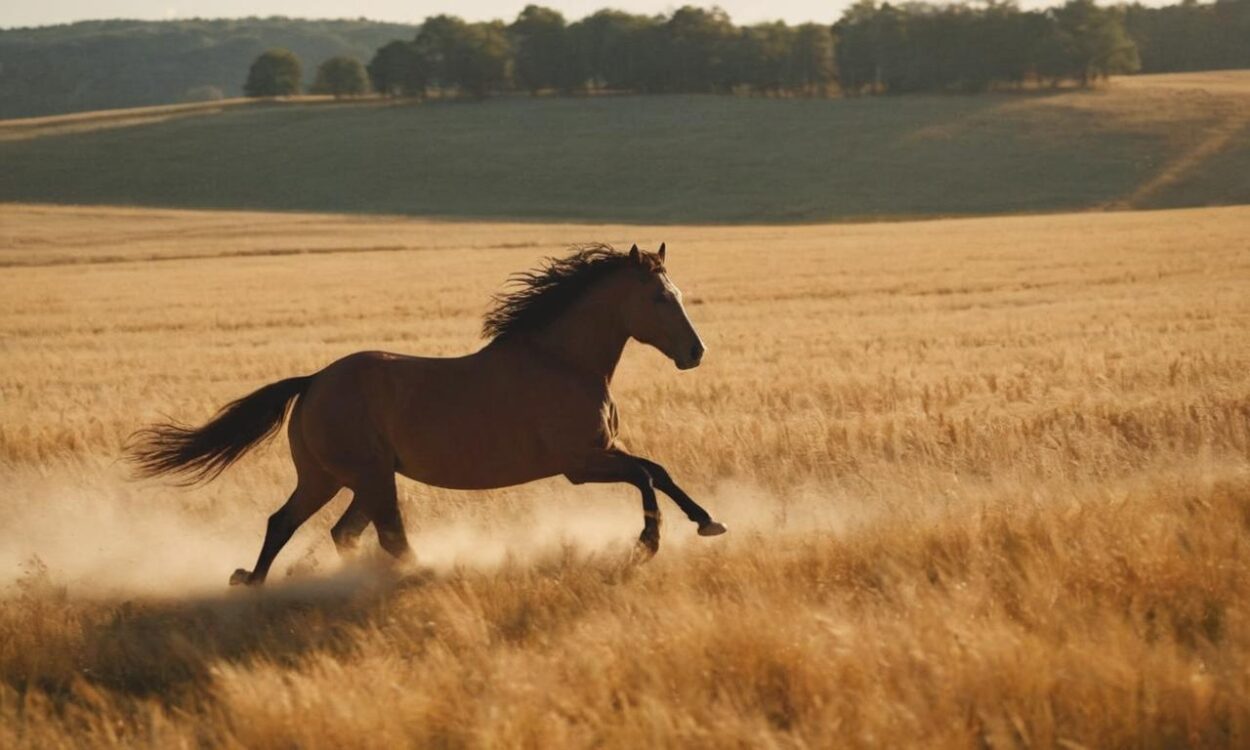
[566,10,657,91]
[832,0,1139,94]
[11,4,1250,120]
[665,6,738,92]
[412,16,512,97]
[414,15,470,91]
[1126,0,1250,73]
[911,6,995,92]
[990,9,1056,88]
[0,18,417,119]
[367,40,426,96]
[312,56,369,97]
[790,23,836,95]
[455,22,513,97]
[510,5,573,93]
[737,23,795,95]
[834,1,909,94]
[243,48,302,97]
[1051,0,1140,85]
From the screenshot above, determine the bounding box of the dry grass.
[1,203,1249,747]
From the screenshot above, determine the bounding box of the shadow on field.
[4,542,647,705]
[0,91,1199,223]
[5,564,430,702]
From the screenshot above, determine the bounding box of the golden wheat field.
[1,202,1249,747]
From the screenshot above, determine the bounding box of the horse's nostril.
[691,343,705,361]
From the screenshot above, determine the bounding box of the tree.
[510,5,572,93]
[414,15,470,91]
[834,1,910,94]
[665,6,738,92]
[455,22,514,96]
[737,23,795,95]
[1051,0,1140,85]
[368,40,426,96]
[790,23,836,95]
[567,10,657,91]
[312,56,369,97]
[989,9,1056,88]
[412,16,513,97]
[243,48,302,97]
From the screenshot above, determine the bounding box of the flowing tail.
[125,375,313,485]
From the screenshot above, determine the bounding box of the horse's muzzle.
[676,342,705,370]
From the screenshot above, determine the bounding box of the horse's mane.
[483,244,664,340]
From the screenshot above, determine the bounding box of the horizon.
[2,0,1181,32]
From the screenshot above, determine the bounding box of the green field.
[1,72,1247,223]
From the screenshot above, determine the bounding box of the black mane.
[482,244,663,340]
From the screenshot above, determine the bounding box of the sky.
[0,0,1175,30]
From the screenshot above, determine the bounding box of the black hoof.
[229,568,255,586]
[637,533,659,558]
[698,520,728,537]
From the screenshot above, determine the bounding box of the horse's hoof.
[229,569,253,586]
[698,521,728,537]
[636,535,659,558]
[631,546,657,564]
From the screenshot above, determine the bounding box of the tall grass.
[0,203,1248,746]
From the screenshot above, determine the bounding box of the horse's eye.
[654,292,670,304]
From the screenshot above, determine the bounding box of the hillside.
[0,72,1247,223]
[0,18,416,119]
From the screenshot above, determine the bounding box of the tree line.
[241,0,1249,99]
[0,18,413,119]
[1125,0,1250,73]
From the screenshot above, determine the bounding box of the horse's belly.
[383,352,613,490]
[393,432,564,490]
[397,461,554,491]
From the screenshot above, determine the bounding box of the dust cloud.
[0,472,864,600]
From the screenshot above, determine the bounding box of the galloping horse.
[127,243,727,586]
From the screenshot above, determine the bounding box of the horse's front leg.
[633,456,727,537]
[565,451,662,556]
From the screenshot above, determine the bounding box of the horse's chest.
[534,391,616,451]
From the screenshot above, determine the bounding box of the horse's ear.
[657,243,666,263]
[629,244,640,263]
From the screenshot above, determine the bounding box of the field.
[2,202,1249,746]
[1,71,1249,223]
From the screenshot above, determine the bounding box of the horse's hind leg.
[350,473,414,564]
[330,496,371,558]
[231,469,341,586]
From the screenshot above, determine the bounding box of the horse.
[126,243,727,586]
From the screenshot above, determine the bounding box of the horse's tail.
[125,375,313,485]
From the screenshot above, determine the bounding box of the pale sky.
[1,0,1173,30]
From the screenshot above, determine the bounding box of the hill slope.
[1,72,1247,223]
[0,18,416,119]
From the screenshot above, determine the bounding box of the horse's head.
[619,243,706,370]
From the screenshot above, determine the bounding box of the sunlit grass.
[0,202,1248,746]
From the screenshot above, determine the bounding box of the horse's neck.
[526,286,629,382]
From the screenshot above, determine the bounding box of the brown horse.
[127,243,726,586]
